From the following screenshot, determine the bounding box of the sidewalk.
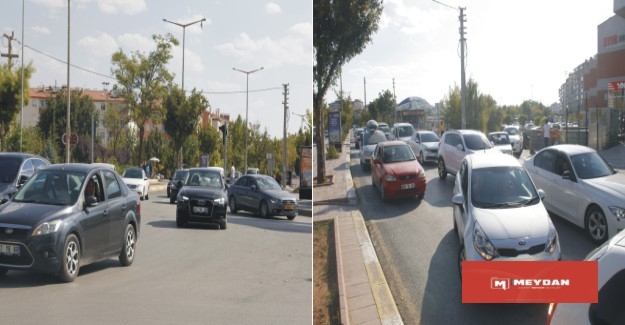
[313,139,403,325]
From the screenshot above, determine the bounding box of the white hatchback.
[122,167,150,200]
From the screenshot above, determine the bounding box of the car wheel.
[458,245,466,282]
[119,224,136,266]
[259,200,270,218]
[586,205,608,244]
[287,215,296,220]
[170,197,176,204]
[229,196,238,213]
[167,188,170,198]
[145,188,149,200]
[220,220,227,230]
[58,234,80,283]
[418,151,424,165]
[438,158,447,180]
[176,215,184,228]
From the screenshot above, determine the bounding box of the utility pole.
[363,76,367,117]
[1,32,19,69]
[282,84,289,188]
[392,78,397,124]
[459,7,467,129]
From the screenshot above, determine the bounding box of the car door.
[549,154,579,222]
[103,169,128,252]
[80,172,111,258]
[248,178,264,209]
[453,160,470,241]
[527,150,563,215]
[409,133,420,156]
[236,176,253,209]
[448,133,465,174]
[371,145,383,188]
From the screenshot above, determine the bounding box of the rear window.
[463,133,492,150]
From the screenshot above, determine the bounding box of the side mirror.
[456,144,465,151]
[562,171,576,182]
[85,195,98,207]
[537,189,546,200]
[452,194,464,205]
[251,184,257,191]
[18,175,29,187]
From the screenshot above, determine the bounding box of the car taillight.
[546,302,557,325]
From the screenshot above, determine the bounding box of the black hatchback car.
[0,152,50,203]
[175,168,228,229]
[168,169,188,202]
[0,164,141,282]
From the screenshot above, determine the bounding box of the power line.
[18,42,282,94]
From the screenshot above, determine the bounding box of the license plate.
[401,183,415,189]
[0,244,20,256]
[284,204,294,211]
[193,206,208,214]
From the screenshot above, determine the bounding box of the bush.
[326,144,339,159]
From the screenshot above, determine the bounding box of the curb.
[335,216,350,325]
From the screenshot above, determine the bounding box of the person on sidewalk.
[543,119,551,148]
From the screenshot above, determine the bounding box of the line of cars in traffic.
[0,153,299,282]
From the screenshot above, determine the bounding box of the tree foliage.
[313,0,383,182]
[0,62,34,150]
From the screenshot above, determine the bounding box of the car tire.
[438,158,448,180]
[119,224,136,266]
[287,215,296,220]
[145,188,149,200]
[229,196,238,213]
[586,205,608,244]
[259,200,270,218]
[418,151,424,165]
[170,197,176,204]
[176,215,184,228]
[458,245,466,282]
[220,220,227,230]
[58,234,80,283]
[167,188,170,198]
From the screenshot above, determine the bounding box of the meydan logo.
[491,277,570,290]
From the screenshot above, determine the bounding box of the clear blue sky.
[1,0,312,138]
[338,0,613,109]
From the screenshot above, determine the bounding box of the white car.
[437,129,501,180]
[547,228,625,324]
[453,154,561,279]
[407,130,440,165]
[502,125,523,156]
[360,129,387,171]
[122,167,150,200]
[390,122,414,142]
[488,131,513,155]
[524,144,625,244]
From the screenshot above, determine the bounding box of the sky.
[1,0,312,139]
[336,0,614,109]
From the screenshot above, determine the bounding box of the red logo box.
[462,261,598,303]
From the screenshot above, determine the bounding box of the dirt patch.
[313,220,341,324]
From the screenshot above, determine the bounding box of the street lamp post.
[163,17,205,168]
[233,66,264,172]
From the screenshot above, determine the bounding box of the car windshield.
[186,170,223,188]
[570,152,615,179]
[504,127,519,135]
[13,170,86,206]
[489,133,510,145]
[123,169,143,179]
[257,177,282,191]
[463,133,493,150]
[0,157,21,183]
[173,170,188,181]
[383,145,416,163]
[379,126,391,133]
[420,132,440,142]
[397,126,414,138]
[471,166,538,208]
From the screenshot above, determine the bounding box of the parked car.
[354,127,365,149]
[453,153,560,279]
[167,169,188,198]
[0,152,50,204]
[121,167,150,200]
[523,144,625,244]
[488,131,513,155]
[407,130,440,165]
[228,174,298,220]
[547,228,625,325]
[370,140,426,201]
[390,123,415,142]
[175,167,228,229]
[502,125,523,156]
[0,163,141,282]
[437,129,500,180]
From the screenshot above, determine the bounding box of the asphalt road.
[0,190,312,325]
[350,145,599,325]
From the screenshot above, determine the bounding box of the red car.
[370,140,426,201]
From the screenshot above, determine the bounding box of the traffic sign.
[62,133,79,146]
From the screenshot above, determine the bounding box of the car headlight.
[473,222,498,260]
[545,226,558,254]
[384,175,396,182]
[178,195,188,202]
[32,219,63,236]
[417,170,426,180]
[270,198,280,204]
[213,197,226,205]
[609,206,625,220]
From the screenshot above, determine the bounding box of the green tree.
[111,33,177,166]
[313,0,383,183]
[198,123,221,166]
[441,85,462,130]
[163,86,208,167]
[104,100,128,156]
[367,90,395,123]
[0,62,34,150]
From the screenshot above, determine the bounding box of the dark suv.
[0,152,50,203]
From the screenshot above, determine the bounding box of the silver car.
[359,130,387,171]
[408,130,440,165]
[502,125,523,156]
[452,153,561,279]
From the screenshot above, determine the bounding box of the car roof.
[543,144,596,155]
[377,140,408,147]
[488,131,508,135]
[466,152,520,169]
[40,163,109,173]
[0,152,46,160]
[393,122,412,127]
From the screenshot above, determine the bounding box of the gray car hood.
[473,203,551,240]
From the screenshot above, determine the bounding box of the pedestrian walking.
[543,119,551,148]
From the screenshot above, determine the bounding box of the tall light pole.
[163,17,205,168]
[162,17,205,91]
[233,66,264,172]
